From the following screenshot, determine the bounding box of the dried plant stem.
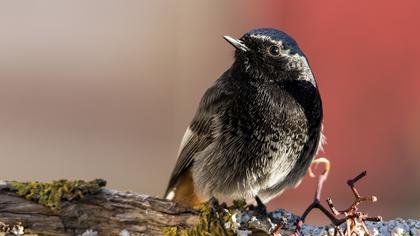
[293,166,382,236]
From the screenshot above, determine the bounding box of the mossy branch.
[10,179,106,210]
[0,180,419,236]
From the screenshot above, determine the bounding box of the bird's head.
[224,28,316,86]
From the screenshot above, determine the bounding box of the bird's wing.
[164,79,230,198]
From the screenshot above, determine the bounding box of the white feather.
[177,127,193,156]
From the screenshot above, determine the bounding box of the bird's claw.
[250,195,269,217]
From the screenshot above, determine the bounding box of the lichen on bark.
[162,200,250,236]
[10,179,106,210]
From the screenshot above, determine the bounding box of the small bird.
[164,28,324,209]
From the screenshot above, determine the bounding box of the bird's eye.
[268,45,280,56]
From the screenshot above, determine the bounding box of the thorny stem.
[347,171,366,199]
[327,197,341,215]
[365,216,382,222]
[292,165,382,236]
[271,217,287,235]
[335,226,345,236]
[293,158,333,235]
[308,157,331,202]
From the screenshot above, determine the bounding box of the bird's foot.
[207,197,229,236]
[248,196,288,235]
[248,195,269,217]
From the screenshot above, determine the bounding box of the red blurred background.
[0,1,419,224]
[246,0,420,223]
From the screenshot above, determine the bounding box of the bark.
[0,181,419,236]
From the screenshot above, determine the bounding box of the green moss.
[163,199,247,236]
[11,179,106,210]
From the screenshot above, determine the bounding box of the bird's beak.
[223,35,249,52]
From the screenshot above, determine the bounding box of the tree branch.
[0,181,419,236]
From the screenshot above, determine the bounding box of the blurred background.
[0,0,419,224]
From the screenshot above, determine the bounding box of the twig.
[293,161,382,236]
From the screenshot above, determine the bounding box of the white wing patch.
[177,127,193,156]
[165,190,175,200]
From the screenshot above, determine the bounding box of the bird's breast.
[218,86,310,182]
[192,81,320,200]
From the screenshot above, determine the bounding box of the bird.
[164,28,324,209]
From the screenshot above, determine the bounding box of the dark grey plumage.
[165,28,324,205]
